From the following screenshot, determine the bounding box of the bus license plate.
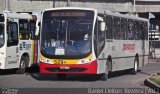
[60,66,70,69]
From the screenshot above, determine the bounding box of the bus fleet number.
[53,60,65,64]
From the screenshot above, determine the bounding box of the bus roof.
[1,12,33,20]
[43,7,148,22]
[104,11,148,22]
[43,7,96,12]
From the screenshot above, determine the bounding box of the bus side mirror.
[100,22,105,32]
[35,26,39,36]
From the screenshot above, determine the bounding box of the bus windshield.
[41,10,94,58]
[0,14,5,47]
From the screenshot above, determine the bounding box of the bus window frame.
[29,20,37,40]
[7,22,19,47]
[94,15,105,57]
[105,15,113,39]
[19,19,29,40]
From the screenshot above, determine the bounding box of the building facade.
[1,0,160,12]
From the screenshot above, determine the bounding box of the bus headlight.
[40,58,51,64]
[78,59,92,64]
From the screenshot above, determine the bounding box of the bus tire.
[57,74,66,80]
[130,56,139,75]
[16,57,27,74]
[100,62,109,81]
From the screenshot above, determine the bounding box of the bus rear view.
[0,12,39,74]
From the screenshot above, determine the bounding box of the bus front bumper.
[40,60,97,74]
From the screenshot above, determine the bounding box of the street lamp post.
[3,0,9,11]
[53,0,55,8]
[67,0,70,7]
[133,0,136,12]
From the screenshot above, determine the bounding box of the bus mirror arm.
[97,16,105,32]
[38,22,40,26]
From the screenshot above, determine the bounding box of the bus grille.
[45,67,87,72]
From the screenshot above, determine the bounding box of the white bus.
[39,7,149,80]
[0,12,39,74]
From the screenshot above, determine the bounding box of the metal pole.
[67,0,70,7]
[53,0,55,8]
[133,0,136,13]
[4,0,9,11]
[5,0,8,11]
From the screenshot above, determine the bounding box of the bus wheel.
[16,57,27,74]
[57,74,66,80]
[130,57,139,74]
[100,65,109,81]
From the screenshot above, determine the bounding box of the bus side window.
[140,21,148,40]
[106,15,113,39]
[144,22,148,40]
[121,18,128,40]
[127,20,134,40]
[7,22,18,46]
[19,19,29,40]
[133,21,139,40]
[29,20,36,40]
[114,17,122,39]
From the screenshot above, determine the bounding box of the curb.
[144,78,160,93]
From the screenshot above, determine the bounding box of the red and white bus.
[0,11,39,73]
[39,7,149,80]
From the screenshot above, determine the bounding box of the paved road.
[0,59,160,94]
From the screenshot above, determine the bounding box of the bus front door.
[6,22,19,69]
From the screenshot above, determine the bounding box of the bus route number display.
[53,59,65,64]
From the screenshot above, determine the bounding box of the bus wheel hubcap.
[135,61,137,72]
[21,60,25,69]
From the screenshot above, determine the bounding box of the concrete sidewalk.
[145,73,160,93]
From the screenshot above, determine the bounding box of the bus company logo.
[122,44,135,51]
[19,42,31,50]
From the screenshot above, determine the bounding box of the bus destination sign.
[51,12,86,17]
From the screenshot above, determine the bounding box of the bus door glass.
[0,14,5,47]
[94,15,105,57]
